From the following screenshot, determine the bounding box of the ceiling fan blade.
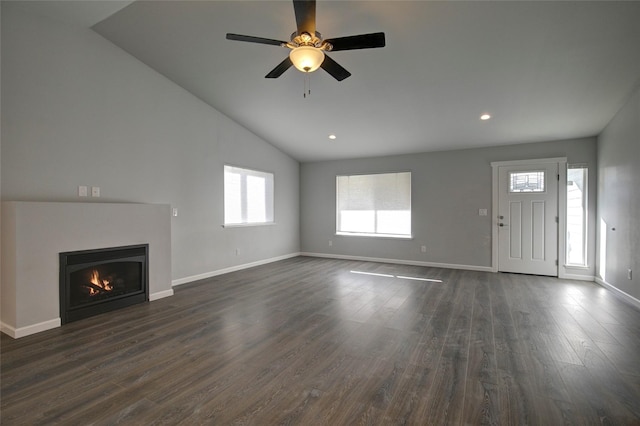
[293,0,316,36]
[325,32,386,51]
[265,57,293,78]
[320,54,351,81]
[226,33,287,47]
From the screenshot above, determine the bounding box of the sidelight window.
[566,166,588,266]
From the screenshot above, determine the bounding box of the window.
[509,171,545,192]
[224,165,274,226]
[336,172,411,238]
[566,166,587,266]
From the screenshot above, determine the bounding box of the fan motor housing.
[289,31,332,51]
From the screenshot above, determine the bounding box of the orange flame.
[88,270,113,296]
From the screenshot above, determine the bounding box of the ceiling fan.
[226,0,386,81]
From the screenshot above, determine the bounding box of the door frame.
[491,157,567,277]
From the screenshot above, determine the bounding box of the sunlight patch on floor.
[350,270,443,283]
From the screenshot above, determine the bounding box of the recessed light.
[328,134,337,140]
[480,113,491,121]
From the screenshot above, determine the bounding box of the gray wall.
[1,5,300,283]
[597,85,640,300]
[301,138,597,277]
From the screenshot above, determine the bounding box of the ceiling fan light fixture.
[289,46,325,73]
[227,0,385,81]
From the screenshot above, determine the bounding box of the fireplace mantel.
[1,201,172,338]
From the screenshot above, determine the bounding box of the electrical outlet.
[91,186,100,197]
[328,240,333,247]
[78,186,88,197]
[629,269,633,280]
[421,245,427,253]
[479,209,488,216]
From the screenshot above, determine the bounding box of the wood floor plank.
[562,303,620,344]
[2,256,640,425]
[558,361,639,424]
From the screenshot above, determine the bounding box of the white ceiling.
[14,1,640,162]
[7,0,134,28]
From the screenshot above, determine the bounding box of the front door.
[497,161,559,276]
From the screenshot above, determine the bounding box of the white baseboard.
[300,252,494,272]
[172,252,301,287]
[561,273,596,281]
[150,289,174,301]
[1,318,61,339]
[595,277,640,310]
[1,290,174,339]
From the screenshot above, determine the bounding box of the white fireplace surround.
[1,201,173,338]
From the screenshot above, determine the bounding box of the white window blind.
[224,165,274,225]
[336,172,411,238]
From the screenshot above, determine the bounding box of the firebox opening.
[60,244,149,324]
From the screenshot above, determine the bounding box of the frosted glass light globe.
[289,46,325,73]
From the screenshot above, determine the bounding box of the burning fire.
[87,270,113,296]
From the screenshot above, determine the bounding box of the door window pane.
[509,171,545,192]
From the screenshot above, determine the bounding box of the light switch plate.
[78,186,88,197]
[479,209,488,216]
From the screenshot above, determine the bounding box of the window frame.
[223,164,275,227]
[335,171,412,239]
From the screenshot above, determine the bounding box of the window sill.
[564,264,589,270]
[335,232,413,240]
[223,222,276,228]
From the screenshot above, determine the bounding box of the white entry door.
[497,161,559,276]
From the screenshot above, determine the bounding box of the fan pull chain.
[303,73,311,98]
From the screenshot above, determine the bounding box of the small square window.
[224,165,274,226]
[509,171,545,193]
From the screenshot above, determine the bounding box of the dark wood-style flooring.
[2,256,640,425]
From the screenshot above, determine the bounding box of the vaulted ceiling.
[12,1,640,162]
